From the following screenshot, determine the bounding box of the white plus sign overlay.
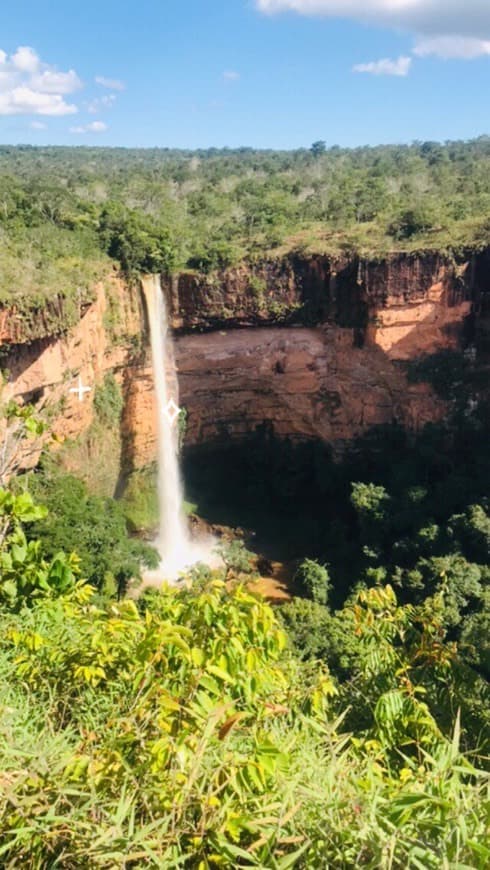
[70,375,92,403]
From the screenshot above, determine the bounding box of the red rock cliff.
[128,250,485,462]
[0,275,145,478]
[0,250,488,478]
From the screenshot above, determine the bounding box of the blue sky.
[1,0,489,149]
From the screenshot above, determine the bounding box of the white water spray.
[142,274,216,583]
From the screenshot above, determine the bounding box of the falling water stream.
[141,274,216,583]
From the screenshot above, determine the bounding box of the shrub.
[387,204,437,240]
[0,580,487,867]
[295,558,331,605]
[217,539,256,581]
[27,471,158,594]
[93,372,123,426]
[120,465,159,532]
[0,488,78,610]
[280,597,359,676]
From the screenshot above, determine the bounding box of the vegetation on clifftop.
[1,138,490,321]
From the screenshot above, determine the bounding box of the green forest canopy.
[1,137,490,308]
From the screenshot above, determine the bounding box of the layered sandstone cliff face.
[166,251,477,340]
[0,275,145,479]
[175,326,445,448]
[127,250,483,462]
[0,250,487,479]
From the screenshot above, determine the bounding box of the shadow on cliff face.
[182,405,490,607]
[183,431,341,563]
[174,261,483,457]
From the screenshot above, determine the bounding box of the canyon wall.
[0,250,488,483]
[166,251,485,449]
[0,275,145,484]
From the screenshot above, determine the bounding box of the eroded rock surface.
[0,249,487,475]
[174,325,446,449]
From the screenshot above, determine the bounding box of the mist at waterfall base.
[141,275,218,585]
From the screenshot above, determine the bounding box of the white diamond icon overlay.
[164,398,181,426]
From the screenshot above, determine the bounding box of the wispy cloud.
[0,46,80,116]
[414,36,490,59]
[353,56,412,77]
[95,75,125,91]
[30,69,82,95]
[86,94,117,114]
[30,120,47,130]
[223,70,240,81]
[0,88,78,116]
[70,120,108,134]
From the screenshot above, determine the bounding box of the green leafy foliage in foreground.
[1,574,489,868]
[25,468,159,597]
[0,482,488,867]
[0,400,489,865]
[0,488,78,611]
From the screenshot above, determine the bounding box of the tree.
[295,558,331,605]
[310,140,326,157]
[351,482,391,549]
[449,504,490,564]
[0,399,45,486]
[217,539,255,582]
[0,488,78,611]
[387,204,437,240]
[98,202,177,274]
[27,471,158,596]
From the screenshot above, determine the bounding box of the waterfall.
[142,274,189,575]
[142,274,216,582]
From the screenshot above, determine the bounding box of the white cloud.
[70,120,108,134]
[86,93,116,114]
[0,46,81,115]
[0,87,77,116]
[256,2,490,53]
[353,55,412,76]
[12,46,40,73]
[30,120,47,129]
[223,70,240,81]
[0,70,17,92]
[414,35,490,59]
[31,68,82,94]
[95,75,125,91]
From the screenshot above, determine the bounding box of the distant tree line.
[1,137,490,307]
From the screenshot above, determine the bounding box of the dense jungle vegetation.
[0,390,489,866]
[1,137,490,311]
[0,138,489,865]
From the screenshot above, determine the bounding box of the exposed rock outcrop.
[175,325,443,446]
[0,249,488,478]
[166,250,480,339]
[1,276,145,478]
[123,250,484,461]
